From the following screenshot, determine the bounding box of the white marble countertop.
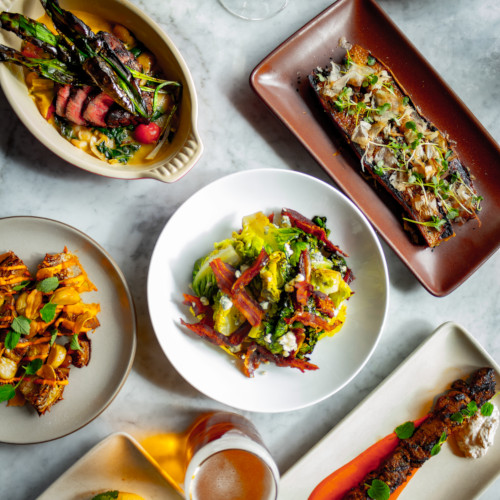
[1,0,499,498]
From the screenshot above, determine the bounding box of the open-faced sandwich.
[309,40,482,247]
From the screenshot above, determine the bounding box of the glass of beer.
[184,412,279,500]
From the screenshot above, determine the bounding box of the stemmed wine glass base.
[218,0,288,21]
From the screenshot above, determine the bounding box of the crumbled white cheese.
[295,273,305,282]
[260,301,269,310]
[235,270,241,278]
[200,296,209,306]
[454,404,499,459]
[284,243,293,257]
[279,331,297,357]
[281,215,291,227]
[219,294,233,311]
[264,334,272,343]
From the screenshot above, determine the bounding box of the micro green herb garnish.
[0,358,43,403]
[70,334,82,351]
[12,280,30,291]
[394,421,415,440]
[49,329,59,346]
[451,401,481,424]
[36,276,59,293]
[367,479,390,500]
[367,55,376,66]
[430,431,447,456]
[403,216,447,230]
[11,315,31,336]
[40,302,57,323]
[481,401,494,417]
[4,315,31,350]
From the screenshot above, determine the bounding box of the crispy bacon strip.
[298,249,312,282]
[289,311,340,332]
[312,290,337,318]
[232,290,265,327]
[232,248,269,293]
[209,258,236,294]
[210,258,264,327]
[182,293,212,317]
[282,208,348,257]
[295,281,313,306]
[180,318,251,348]
[255,345,318,372]
[242,344,261,377]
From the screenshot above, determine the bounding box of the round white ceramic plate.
[0,217,136,443]
[148,169,389,412]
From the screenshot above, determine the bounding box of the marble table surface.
[0,0,499,498]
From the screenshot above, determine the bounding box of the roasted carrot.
[308,415,428,500]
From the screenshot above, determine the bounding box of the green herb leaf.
[24,358,43,376]
[367,479,390,500]
[450,411,464,424]
[70,334,82,351]
[367,55,376,66]
[462,401,478,418]
[376,102,391,114]
[481,402,494,417]
[405,120,417,131]
[12,280,30,291]
[395,421,415,440]
[5,330,21,350]
[36,276,59,293]
[40,302,57,323]
[49,329,59,347]
[430,431,447,456]
[11,316,31,335]
[0,384,16,403]
[402,96,409,106]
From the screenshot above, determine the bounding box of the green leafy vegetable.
[394,421,415,440]
[5,330,21,350]
[24,358,43,375]
[481,402,494,417]
[70,334,82,351]
[367,479,390,500]
[96,141,140,164]
[40,302,57,323]
[0,385,16,403]
[49,329,59,346]
[366,55,376,66]
[12,280,30,291]
[36,276,59,293]
[11,316,31,335]
[430,431,447,456]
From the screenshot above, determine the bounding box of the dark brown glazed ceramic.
[250,0,500,297]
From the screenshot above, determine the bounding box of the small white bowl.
[0,0,203,182]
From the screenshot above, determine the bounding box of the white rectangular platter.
[279,322,500,499]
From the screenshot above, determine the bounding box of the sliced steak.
[83,91,115,127]
[55,84,72,117]
[106,106,147,128]
[64,85,93,126]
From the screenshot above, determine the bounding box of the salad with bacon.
[181,208,354,377]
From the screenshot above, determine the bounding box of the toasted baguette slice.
[310,42,481,247]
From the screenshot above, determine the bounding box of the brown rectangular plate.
[250,0,500,296]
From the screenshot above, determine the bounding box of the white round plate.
[0,217,136,443]
[148,169,388,412]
